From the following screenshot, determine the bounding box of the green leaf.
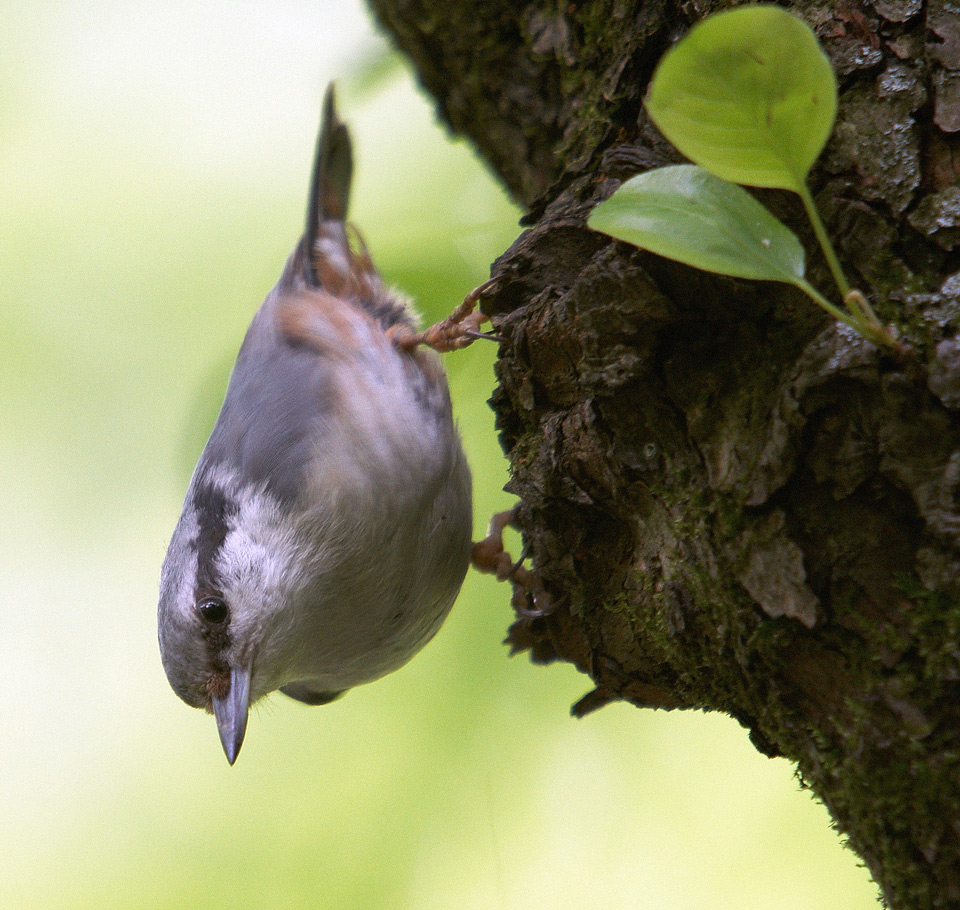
[588,164,806,285]
[645,5,837,192]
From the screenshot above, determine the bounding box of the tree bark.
[366,1,960,906]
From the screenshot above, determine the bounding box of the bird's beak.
[212,665,251,765]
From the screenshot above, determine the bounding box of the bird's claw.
[391,277,503,353]
[471,506,555,618]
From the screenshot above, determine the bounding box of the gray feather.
[200,295,336,504]
[280,684,346,705]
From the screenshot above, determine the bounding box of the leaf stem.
[845,289,881,330]
[794,279,857,327]
[795,280,895,349]
[796,185,895,348]
[797,184,851,300]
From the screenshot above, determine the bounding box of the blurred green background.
[1,2,879,907]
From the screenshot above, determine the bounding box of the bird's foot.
[389,277,503,352]
[472,506,554,618]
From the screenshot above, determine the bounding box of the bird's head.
[158,469,307,763]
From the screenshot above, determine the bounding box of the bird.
[158,86,493,764]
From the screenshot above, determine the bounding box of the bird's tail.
[279,85,354,291]
[305,85,353,251]
[280,86,413,330]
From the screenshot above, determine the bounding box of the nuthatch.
[158,88,495,764]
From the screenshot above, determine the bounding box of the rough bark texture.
[366,1,960,906]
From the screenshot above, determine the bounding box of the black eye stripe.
[197,597,228,625]
[191,482,240,603]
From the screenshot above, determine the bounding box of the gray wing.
[280,683,346,705]
[200,298,337,504]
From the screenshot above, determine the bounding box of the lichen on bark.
[368,1,960,906]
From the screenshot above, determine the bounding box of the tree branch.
[368,1,960,906]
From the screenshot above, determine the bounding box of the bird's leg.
[389,277,503,353]
[472,506,555,618]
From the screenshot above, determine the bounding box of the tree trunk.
[366,1,960,906]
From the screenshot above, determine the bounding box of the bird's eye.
[197,597,228,624]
